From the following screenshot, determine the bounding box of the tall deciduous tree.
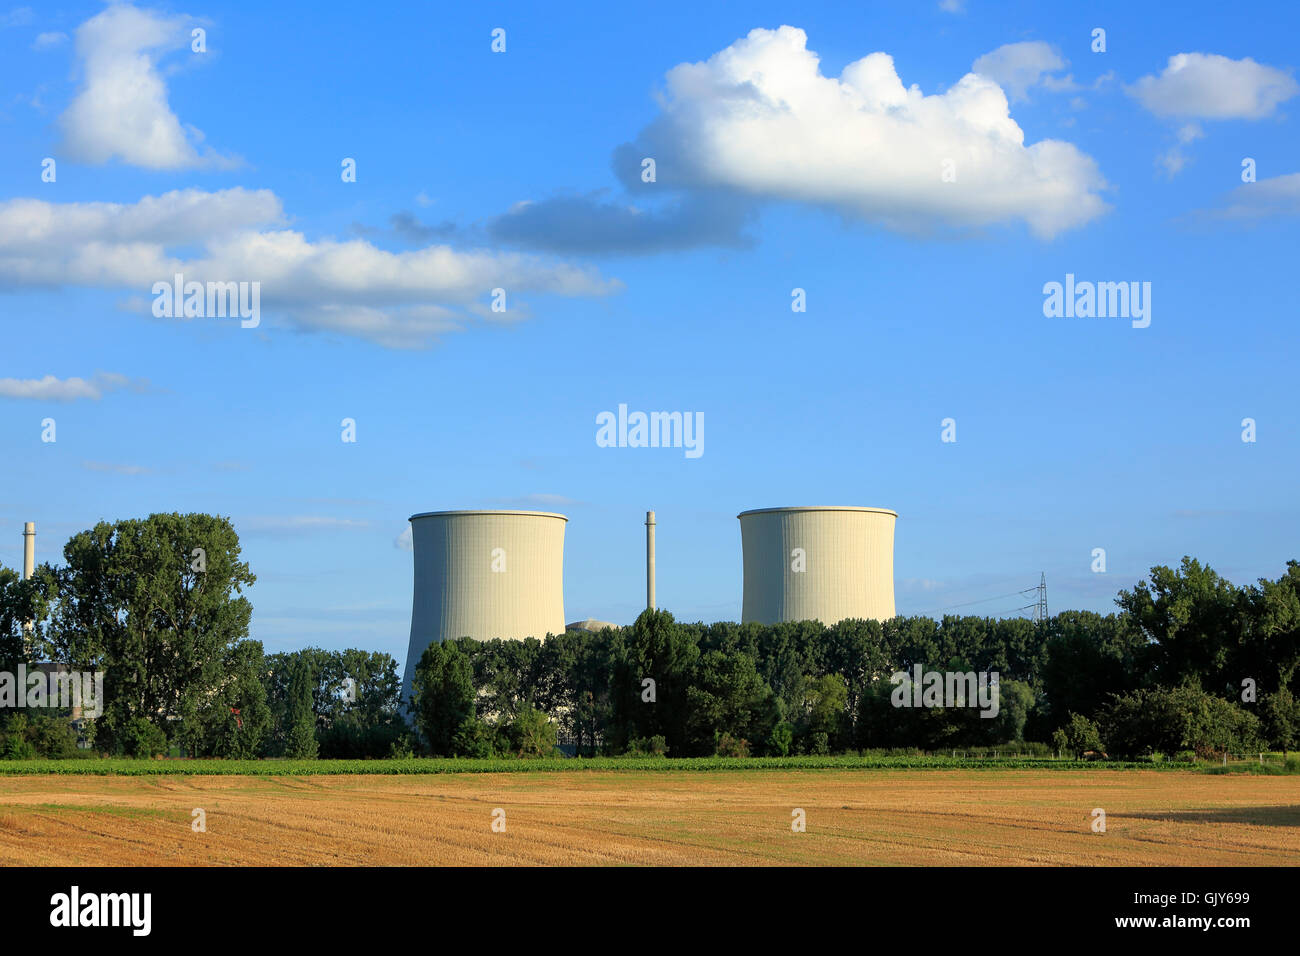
[412,640,476,756]
[47,513,256,755]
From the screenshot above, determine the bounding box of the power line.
[913,586,1039,617]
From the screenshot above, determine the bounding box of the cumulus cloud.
[1129,53,1299,119]
[395,526,413,551]
[0,188,620,348]
[971,41,1067,102]
[611,27,1106,239]
[57,3,236,169]
[0,372,150,401]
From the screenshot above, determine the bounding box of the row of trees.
[3,512,1297,759]
[0,513,408,758]
[409,556,1300,759]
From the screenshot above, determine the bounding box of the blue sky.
[2,1,1298,666]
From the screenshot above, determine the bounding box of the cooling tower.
[738,506,896,626]
[400,510,566,707]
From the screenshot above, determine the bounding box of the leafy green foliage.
[1051,713,1105,758]
[412,640,476,756]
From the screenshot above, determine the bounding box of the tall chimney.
[22,522,34,580]
[645,510,656,610]
[22,522,35,644]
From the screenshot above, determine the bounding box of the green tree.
[1260,686,1300,756]
[1051,713,1105,758]
[1100,685,1261,758]
[284,655,318,758]
[45,513,255,755]
[412,640,476,756]
[798,673,850,752]
[1116,558,1241,693]
[503,704,557,757]
[684,649,776,755]
[610,609,699,754]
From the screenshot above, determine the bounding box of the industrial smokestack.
[22,522,35,644]
[22,522,34,580]
[645,510,656,610]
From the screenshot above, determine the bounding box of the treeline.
[0,514,409,759]
[2,513,1298,760]
[411,556,1300,760]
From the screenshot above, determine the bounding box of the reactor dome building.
[738,506,896,626]
[400,510,567,707]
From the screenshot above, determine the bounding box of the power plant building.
[738,506,896,626]
[400,510,567,706]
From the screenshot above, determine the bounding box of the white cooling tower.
[738,506,896,626]
[400,510,566,707]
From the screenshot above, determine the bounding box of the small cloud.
[900,577,945,591]
[1129,52,1299,119]
[212,460,250,472]
[0,7,33,28]
[82,460,151,476]
[1193,172,1300,221]
[938,0,964,12]
[388,211,459,243]
[395,526,413,551]
[0,372,149,401]
[489,191,756,255]
[31,31,67,50]
[1158,123,1205,178]
[972,41,1067,102]
[415,191,434,208]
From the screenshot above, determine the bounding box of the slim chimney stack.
[21,522,35,645]
[22,522,34,580]
[645,510,656,610]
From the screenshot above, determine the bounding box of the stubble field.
[0,769,1296,866]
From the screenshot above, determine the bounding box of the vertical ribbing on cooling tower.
[399,510,566,709]
[738,507,896,626]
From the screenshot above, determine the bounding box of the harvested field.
[0,769,1296,866]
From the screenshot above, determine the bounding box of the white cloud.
[1158,123,1204,178]
[57,3,236,169]
[623,27,1107,239]
[0,188,620,348]
[1129,53,1299,119]
[971,41,1066,102]
[395,526,413,551]
[938,0,965,12]
[1199,172,1300,220]
[32,31,67,49]
[0,372,149,401]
